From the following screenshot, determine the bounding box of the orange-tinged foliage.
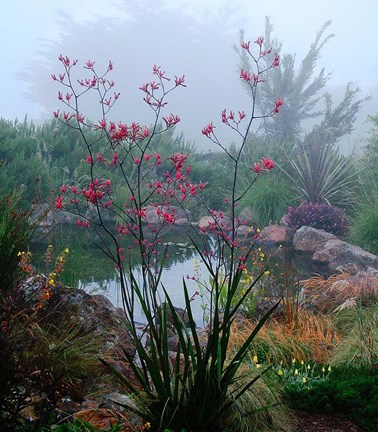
[229,309,339,365]
[301,271,378,314]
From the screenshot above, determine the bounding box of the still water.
[32,225,210,325]
[81,254,209,325]
[33,224,308,325]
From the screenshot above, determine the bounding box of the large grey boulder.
[293,226,336,253]
[313,239,378,274]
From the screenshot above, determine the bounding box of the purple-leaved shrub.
[284,203,349,238]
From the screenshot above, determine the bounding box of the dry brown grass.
[230,309,339,365]
[301,271,378,314]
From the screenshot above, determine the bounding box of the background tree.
[237,18,333,145]
[235,18,366,223]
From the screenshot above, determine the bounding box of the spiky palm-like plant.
[287,127,359,207]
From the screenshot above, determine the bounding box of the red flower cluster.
[273,98,283,113]
[107,121,150,143]
[250,157,275,174]
[201,122,215,137]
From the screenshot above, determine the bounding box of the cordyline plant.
[52,36,282,432]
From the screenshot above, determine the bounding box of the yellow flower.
[256,228,261,233]
[322,366,326,372]
[58,256,64,263]
[17,251,22,256]
[294,368,299,375]
[64,247,69,254]
[328,366,332,372]
[302,377,307,383]
[264,270,270,276]
[277,369,283,376]
[301,360,304,365]
[307,364,311,370]
[292,358,296,364]
[48,279,55,285]
[253,355,258,363]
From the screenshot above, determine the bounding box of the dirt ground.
[293,410,367,432]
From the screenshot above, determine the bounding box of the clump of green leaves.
[287,129,359,209]
[239,175,296,227]
[273,358,332,388]
[44,419,123,431]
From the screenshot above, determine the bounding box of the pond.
[31,224,211,324]
[31,224,315,325]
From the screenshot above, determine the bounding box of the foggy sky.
[2,0,378,150]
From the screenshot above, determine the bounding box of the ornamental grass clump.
[51,36,287,432]
[330,301,378,369]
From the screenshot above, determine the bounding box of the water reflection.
[32,224,210,324]
[82,257,208,325]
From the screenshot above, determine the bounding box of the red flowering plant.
[52,36,281,431]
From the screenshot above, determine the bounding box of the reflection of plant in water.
[33,225,205,290]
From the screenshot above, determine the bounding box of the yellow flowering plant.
[273,358,332,388]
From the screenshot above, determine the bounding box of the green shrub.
[285,366,378,431]
[0,191,36,292]
[348,198,378,254]
[41,419,122,431]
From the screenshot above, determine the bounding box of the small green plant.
[47,419,122,431]
[286,126,360,208]
[273,357,332,388]
[239,175,296,227]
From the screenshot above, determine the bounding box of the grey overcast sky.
[1,0,378,148]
